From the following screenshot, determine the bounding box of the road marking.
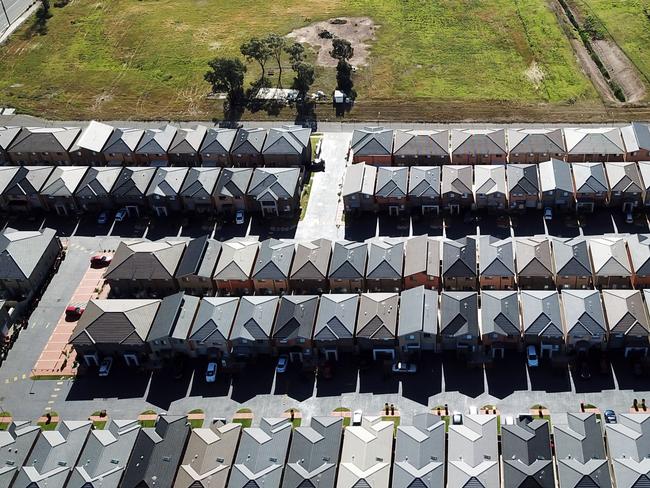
[54,387,61,392]
[56,381,63,385]
[4,379,8,384]
[50,394,57,398]
[45,407,51,411]
[13,376,17,382]
[47,400,54,404]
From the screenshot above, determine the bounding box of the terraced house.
[506,163,540,210]
[134,125,177,166]
[109,166,156,218]
[168,125,207,166]
[480,290,521,353]
[621,122,650,161]
[146,166,188,215]
[289,238,332,293]
[213,167,253,216]
[374,166,408,215]
[342,162,378,214]
[447,414,499,488]
[230,127,266,167]
[74,166,122,212]
[501,418,553,488]
[178,167,221,213]
[605,162,644,212]
[439,291,479,350]
[477,236,515,290]
[442,237,477,290]
[441,165,473,213]
[229,295,279,356]
[571,162,609,212]
[552,236,593,289]
[102,128,145,166]
[355,292,399,356]
[69,120,114,165]
[213,238,259,295]
[365,237,404,292]
[407,166,441,214]
[515,236,554,289]
[349,126,394,165]
[252,239,295,294]
[520,290,564,357]
[507,127,566,163]
[473,164,506,210]
[199,127,237,166]
[0,165,52,212]
[392,129,450,166]
[561,289,607,351]
[402,235,440,290]
[450,128,507,165]
[564,127,625,162]
[328,240,367,293]
[246,167,301,217]
[261,125,312,166]
[313,293,358,359]
[7,126,81,164]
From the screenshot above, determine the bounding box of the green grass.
[0,412,11,431]
[0,0,596,119]
[93,420,107,429]
[232,418,253,428]
[190,418,204,428]
[310,134,322,161]
[38,411,59,431]
[139,410,157,428]
[299,172,313,221]
[381,416,400,437]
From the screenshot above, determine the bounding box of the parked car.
[90,255,112,268]
[544,207,553,221]
[526,345,539,367]
[114,208,128,222]
[626,211,634,224]
[65,305,85,320]
[276,355,288,374]
[452,413,463,425]
[205,362,217,383]
[97,211,109,225]
[392,362,416,373]
[352,409,362,426]
[604,409,617,424]
[235,209,245,225]
[98,357,113,377]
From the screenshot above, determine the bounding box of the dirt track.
[593,39,647,103]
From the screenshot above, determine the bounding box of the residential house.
[146,166,188,216]
[603,290,650,353]
[393,129,450,166]
[402,235,440,290]
[439,291,479,351]
[564,127,625,162]
[199,128,237,166]
[110,167,156,218]
[179,167,221,213]
[247,167,301,217]
[13,421,92,488]
[0,126,20,164]
[313,294,358,360]
[175,236,221,296]
[408,166,441,214]
[441,165,473,213]
[252,239,295,294]
[283,417,343,488]
[442,237,477,290]
[588,236,632,288]
[213,167,253,216]
[39,166,88,215]
[337,416,394,488]
[272,295,318,359]
[392,413,445,488]
[447,415,499,488]
[342,163,377,214]
[507,128,566,163]
[0,227,61,300]
[229,295,279,356]
[621,122,650,161]
[450,128,507,165]
[480,290,521,353]
[69,120,114,165]
[552,236,593,289]
[397,286,438,354]
[262,125,312,166]
[167,125,207,166]
[230,127,266,167]
[501,418,553,488]
[375,166,409,216]
[349,126,394,165]
[328,240,367,293]
[69,298,161,367]
[506,163,540,211]
[174,421,241,488]
[213,238,259,296]
[638,161,650,207]
[606,162,644,211]
[229,418,292,488]
[290,238,332,294]
[627,234,650,288]
[366,237,404,292]
[0,421,40,488]
[605,414,650,488]
[355,292,399,357]
[477,236,515,290]
[554,413,611,488]
[515,236,555,289]
[7,126,80,164]
[538,158,574,211]
[67,419,140,488]
[74,166,122,213]
[561,289,607,351]
[473,165,506,210]
[104,239,185,297]
[571,162,608,212]
[134,125,177,166]
[121,415,190,488]
[520,290,565,357]
[146,292,201,358]
[187,296,239,358]
[0,165,53,212]
[102,128,145,166]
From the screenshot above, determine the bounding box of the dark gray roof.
[146,167,188,197]
[147,292,200,342]
[200,128,237,155]
[231,127,266,154]
[0,227,58,281]
[291,238,332,280]
[442,237,477,278]
[9,126,81,153]
[480,290,520,337]
[102,128,144,154]
[175,235,222,280]
[329,240,367,279]
[253,239,295,280]
[478,236,514,277]
[506,164,540,196]
[561,289,606,338]
[350,126,394,156]
[356,292,399,339]
[571,162,608,193]
[393,129,449,156]
[189,296,239,343]
[450,128,506,154]
[552,236,592,277]
[440,291,479,337]
[520,291,564,338]
[502,419,553,488]
[0,421,40,487]
[105,240,186,281]
[366,238,404,280]
[262,125,311,155]
[408,166,441,198]
[231,296,279,341]
[507,128,566,154]
[0,165,53,196]
[564,127,624,155]
[40,166,88,197]
[74,166,122,197]
[538,158,573,193]
[398,286,438,337]
[214,167,253,198]
[606,414,650,488]
[179,167,221,199]
[248,168,300,201]
[313,294,358,341]
[273,295,318,341]
[135,125,177,154]
[375,166,408,198]
[111,167,156,197]
[169,125,207,154]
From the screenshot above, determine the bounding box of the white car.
[98,357,113,377]
[115,208,128,222]
[544,207,553,221]
[276,355,288,374]
[392,362,417,373]
[205,362,217,383]
[526,345,539,368]
[352,409,362,426]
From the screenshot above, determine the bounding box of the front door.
[422,205,439,215]
[55,204,68,216]
[84,352,99,366]
[154,206,168,217]
[623,201,634,212]
[261,201,278,217]
[289,351,303,362]
[450,204,460,215]
[389,205,400,217]
[123,353,139,367]
[126,205,140,217]
[324,348,338,361]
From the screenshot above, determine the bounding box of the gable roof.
[552,236,592,277]
[231,127,266,154]
[605,162,644,193]
[393,129,449,157]
[273,295,318,341]
[603,290,649,337]
[561,289,607,338]
[507,128,566,154]
[398,286,438,337]
[478,236,514,277]
[0,126,21,152]
[627,234,650,275]
[440,291,479,337]
[0,165,53,196]
[71,120,114,153]
[0,227,58,281]
[621,122,650,153]
[104,240,186,281]
[520,291,564,338]
[442,237,477,278]
[572,162,608,193]
[342,163,377,198]
[9,126,81,153]
[447,415,499,488]
[0,420,40,486]
[538,158,573,193]
[200,128,238,155]
[375,166,408,198]
[214,239,259,281]
[588,236,631,276]
[214,167,253,198]
[502,419,553,488]
[179,167,221,199]
[189,296,239,344]
[169,125,207,154]
[515,236,554,277]
[40,166,89,197]
[74,166,122,197]
[564,127,625,155]
[248,167,300,201]
[506,164,540,196]
[408,166,441,198]
[350,126,394,156]
[135,125,177,154]
[291,238,332,281]
[606,414,650,488]
[313,294,358,341]
[366,238,404,280]
[102,128,145,154]
[473,165,506,196]
[450,128,506,155]
[175,236,221,280]
[262,125,311,155]
[111,167,156,197]
[480,290,520,337]
[253,239,295,280]
[146,167,188,197]
[356,293,399,339]
[329,240,368,279]
[147,292,200,342]
[403,235,440,278]
[441,165,472,195]
[230,296,279,341]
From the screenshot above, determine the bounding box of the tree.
[264,33,287,86]
[292,61,315,97]
[329,38,354,62]
[240,37,272,79]
[285,42,305,69]
[204,57,247,108]
[330,38,356,99]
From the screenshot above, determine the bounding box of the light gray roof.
[105,240,185,281]
[262,125,311,155]
[447,415,499,488]
[273,295,318,341]
[441,165,472,195]
[564,127,625,155]
[507,164,540,196]
[606,162,644,193]
[356,293,399,339]
[552,236,592,277]
[393,129,449,156]
[606,414,650,488]
[179,167,221,199]
[9,126,81,153]
[507,128,566,154]
[342,163,377,198]
[135,124,177,154]
[403,235,440,278]
[313,294,358,341]
[350,126,394,156]
[71,120,114,153]
[398,286,438,337]
[520,291,564,338]
[75,166,122,197]
[0,421,40,488]
[200,128,237,155]
[189,296,239,344]
[111,167,156,197]
[248,167,300,201]
[103,128,144,154]
[329,240,367,279]
[442,237,477,278]
[538,158,573,193]
[621,122,650,153]
[0,227,58,282]
[440,291,479,338]
[290,238,332,281]
[231,127,266,154]
[478,236,514,277]
[561,289,607,338]
[638,162,650,191]
[0,126,21,152]
[572,162,608,194]
[393,413,445,488]
[375,166,408,198]
[450,128,506,155]
[253,239,295,281]
[214,167,253,198]
[40,166,88,197]
[501,419,553,488]
[627,234,650,275]
[603,290,649,337]
[588,236,631,277]
[480,290,521,337]
[473,165,506,196]
[231,296,279,341]
[169,125,207,154]
[366,237,404,280]
[408,166,441,198]
[213,238,259,281]
[515,236,553,277]
[0,165,53,196]
[146,167,188,197]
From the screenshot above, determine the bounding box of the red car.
[90,255,112,267]
[65,305,85,319]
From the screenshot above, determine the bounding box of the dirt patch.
[525,61,545,90]
[287,17,378,67]
[592,39,646,103]
[569,38,617,103]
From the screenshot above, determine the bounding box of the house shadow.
[248,216,298,240]
[273,362,315,401]
[316,356,358,397]
[400,353,442,405]
[485,351,528,399]
[189,359,230,398]
[344,215,376,241]
[230,357,276,403]
[442,354,484,398]
[66,365,150,401]
[611,354,650,391]
[377,215,410,237]
[145,363,194,410]
[410,214,444,237]
[528,361,571,392]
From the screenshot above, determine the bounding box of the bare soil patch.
[287,17,378,67]
[569,38,617,103]
[592,39,646,103]
[525,61,545,90]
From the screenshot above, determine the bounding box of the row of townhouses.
[343,159,650,215]
[349,123,650,165]
[0,122,313,166]
[3,410,649,488]
[0,165,302,217]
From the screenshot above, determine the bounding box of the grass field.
[0,0,597,119]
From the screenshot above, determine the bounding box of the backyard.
[0,0,599,119]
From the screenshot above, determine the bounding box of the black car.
[604,410,617,424]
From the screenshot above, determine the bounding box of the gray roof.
[40,166,88,197]
[398,286,438,337]
[329,240,367,280]
[231,127,267,154]
[74,166,122,197]
[213,238,259,281]
[442,237,477,278]
[189,296,239,344]
[0,227,58,282]
[606,414,650,488]
[105,240,186,281]
[605,162,644,193]
[552,236,592,277]
[515,236,554,277]
[248,167,300,201]
[231,295,279,341]
[408,166,441,198]
[441,165,472,195]
[627,234,650,275]
[375,166,408,198]
[283,417,343,488]
[350,126,394,156]
[342,163,377,198]
[169,125,207,154]
[179,167,221,199]
[638,162,650,191]
[572,162,608,194]
[147,292,201,343]
[403,235,440,278]
[520,291,564,338]
[478,236,514,277]
[313,294,358,341]
[450,128,506,155]
[603,290,649,337]
[146,167,188,197]
[588,236,631,277]
[507,128,566,154]
[213,167,253,198]
[447,415,499,488]
[0,421,40,488]
[9,126,81,153]
[230,418,292,488]
[262,125,311,155]
[366,237,404,280]
[561,289,607,338]
[273,295,318,341]
[290,238,332,281]
[111,167,156,198]
[71,120,114,153]
[554,413,610,488]
[473,165,506,196]
[103,128,144,154]
[440,291,479,338]
[480,290,521,338]
[356,293,399,339]
[393,413,445,488]
[564,127,625,155]
[0,165,53,196]
[135,125,177,154]
[175,235,221,280]
[621,122,650,152]
[538,158,573,193]
[200,128,237,155]
[506,164,540,196]
[0,126,21,152]
[501,419,553,488]
[253,239,295,281]
[393,129,449,156]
